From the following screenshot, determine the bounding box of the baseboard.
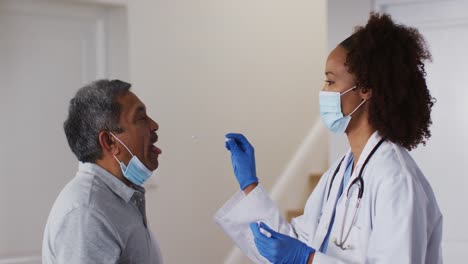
[0,256,41,264]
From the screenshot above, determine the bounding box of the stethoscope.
[326,138,385,250]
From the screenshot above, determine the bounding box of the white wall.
[126,0,327,262]
[0,1,128,261]
[327,0,373,163]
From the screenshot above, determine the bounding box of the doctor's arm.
[216,133,327,263]
[243,182,258,195]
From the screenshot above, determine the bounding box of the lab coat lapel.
[311,150,352,248]
[342,131,382,193]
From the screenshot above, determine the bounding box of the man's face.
[114,91,161,171]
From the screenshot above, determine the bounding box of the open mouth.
[150,145,162,155]
[149,133,161,155]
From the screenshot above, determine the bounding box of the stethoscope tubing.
[326,138,386,250]
[327,138,386,201]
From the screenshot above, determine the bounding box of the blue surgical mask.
[109,132,153,185]
[319,86,366,134]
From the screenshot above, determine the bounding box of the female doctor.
[215,13,443,264]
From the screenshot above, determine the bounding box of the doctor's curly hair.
[340,13,435,150]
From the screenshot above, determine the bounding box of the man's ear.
[359,87,372,100]
[98,131,120,156]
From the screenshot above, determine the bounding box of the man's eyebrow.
[133,105,146,116]
[325,71,335,76]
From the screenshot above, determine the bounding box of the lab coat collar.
[343,131,383,192]
[312,132,384,248]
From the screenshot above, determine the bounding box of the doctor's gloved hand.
[225,133,258,190]
[250,222,315,264]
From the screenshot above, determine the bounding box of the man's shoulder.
[44,172,122,237]
[42,181,123,263]
[48,170,128,222]
[47,173,95,220]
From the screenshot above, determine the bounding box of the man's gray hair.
[64,79,131,162]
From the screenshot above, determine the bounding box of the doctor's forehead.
[325,46,349,77]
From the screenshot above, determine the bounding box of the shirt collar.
[78,162,145,203]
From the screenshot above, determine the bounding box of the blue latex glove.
[250,222,315,264]
[225,133,258,190]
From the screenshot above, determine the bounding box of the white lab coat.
[215,132,443,264]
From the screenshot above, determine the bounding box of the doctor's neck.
[346,112,376,168]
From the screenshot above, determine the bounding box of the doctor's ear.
[98,131,120,155]
[359,87,372,100]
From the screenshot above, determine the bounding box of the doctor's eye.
[324,80,334,86]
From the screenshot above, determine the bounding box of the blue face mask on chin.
[319,86,366,134]
[109,132,153,186]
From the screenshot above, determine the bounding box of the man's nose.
[149,117,159,132]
